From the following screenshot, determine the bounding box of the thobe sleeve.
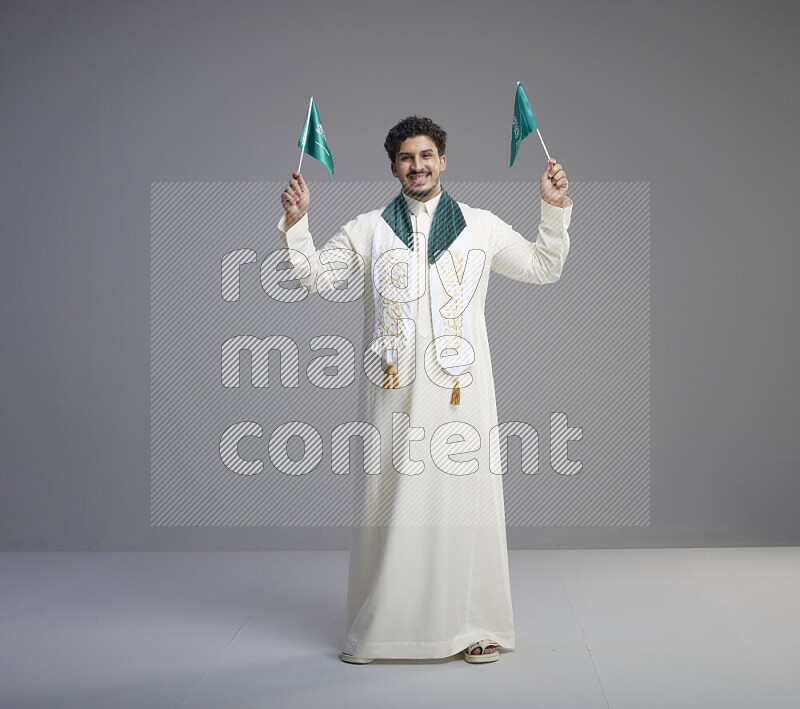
[490,197,573,283]
[277,212,367,295]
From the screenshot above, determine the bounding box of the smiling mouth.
[409,173,430,183]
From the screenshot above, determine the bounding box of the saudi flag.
[509,82,539,168]
[298,97,334,180]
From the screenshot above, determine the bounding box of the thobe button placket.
[415,207,433,339]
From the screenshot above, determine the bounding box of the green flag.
[298,97,334,180]
[509,82,539,167]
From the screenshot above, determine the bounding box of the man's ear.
[440,155,447,171]
[390,162,398,177]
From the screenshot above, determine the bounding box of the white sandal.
[340,652,375,664]
[463,639,501,663]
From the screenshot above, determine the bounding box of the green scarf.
[380,187,468,264]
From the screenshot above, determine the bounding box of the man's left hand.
[540,158,569,207]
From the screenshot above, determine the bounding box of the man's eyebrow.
[397,149,434,157]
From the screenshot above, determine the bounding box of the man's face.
[390,135,447,201]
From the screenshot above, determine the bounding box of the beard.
[402,173,440,200]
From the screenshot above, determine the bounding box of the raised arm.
[277,171,366,297]
[490,158,573,283]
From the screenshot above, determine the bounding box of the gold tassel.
[383,363,399,389]
[450,378,461,405]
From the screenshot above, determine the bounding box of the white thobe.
[278,189,573,659]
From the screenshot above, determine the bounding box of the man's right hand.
[281,171,310,229]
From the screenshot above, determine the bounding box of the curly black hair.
[384,116,447,163]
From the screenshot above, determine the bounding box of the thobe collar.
[402,189,442,220]
[380,186,468,265]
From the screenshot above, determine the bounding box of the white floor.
[0,547,798,709]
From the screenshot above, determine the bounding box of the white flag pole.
[297,95,313,172]
[537,128,551,162]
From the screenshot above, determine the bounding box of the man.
[279,116,571,664]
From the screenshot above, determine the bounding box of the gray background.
[1,0,797,550]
